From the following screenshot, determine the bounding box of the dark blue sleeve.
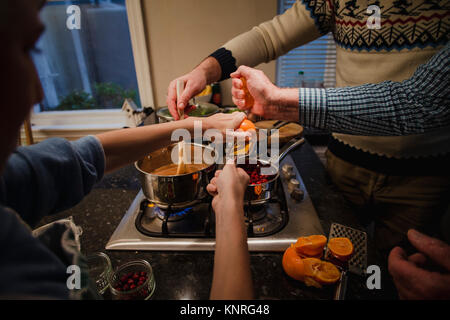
[0,136,105,227]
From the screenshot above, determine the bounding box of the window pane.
[33,0,140,111]
[276,0,336,88]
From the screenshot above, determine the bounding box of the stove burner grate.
[135,177,289,239]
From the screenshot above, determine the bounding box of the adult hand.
[167,57,221,120]
[206,160,249,213]
[230,66,281,118]
[167,69,206,120]
[388,229,450,300]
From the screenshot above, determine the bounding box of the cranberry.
[140,271,147,277]
[130,284,136,290]
[123,284,129,291]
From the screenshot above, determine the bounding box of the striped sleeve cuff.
[298,88,327,129]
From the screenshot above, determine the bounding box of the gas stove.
[106,154,324,252]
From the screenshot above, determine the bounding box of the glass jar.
[86,252,112,295]
[108,259,156,300]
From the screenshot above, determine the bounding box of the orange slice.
[294,235,327,257]
[328,237,354,261]
[282,244,305,281]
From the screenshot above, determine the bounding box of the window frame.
[25,0,155,141]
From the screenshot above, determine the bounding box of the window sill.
[31,109,127,125]
[21,109,128,143]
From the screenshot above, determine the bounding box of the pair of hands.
[167,65,279,120]
[388,229,450,300]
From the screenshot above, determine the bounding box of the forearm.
[210,200,253,300]
[0,136,104,226]
[300,44,450,136]
[298,82,450,136]
[194,56,222,84]
[266,87,300,121]
[97,117,202,173]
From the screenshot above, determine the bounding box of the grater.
[325,223,368,300]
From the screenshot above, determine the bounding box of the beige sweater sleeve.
[221,0,330,68]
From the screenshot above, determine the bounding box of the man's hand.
[206,160,249,214]
[167,57,221,120]
[230,66,280,118]
[388,229,450,300]
[230,66,299,121]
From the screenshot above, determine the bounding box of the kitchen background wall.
[141,0,277,108]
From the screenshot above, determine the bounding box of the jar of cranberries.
[108,259,156,300]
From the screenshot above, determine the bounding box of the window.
[33,0,141,112]
[276,0,336,88]
[25,0,154,142]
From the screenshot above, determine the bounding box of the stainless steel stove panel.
[105,155,324,252]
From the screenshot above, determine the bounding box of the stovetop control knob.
[282,164,295,180]
[291,188,304,201]
[288,178,300,193]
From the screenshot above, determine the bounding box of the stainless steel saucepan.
[135,143,216,209]
[237,136,305,205]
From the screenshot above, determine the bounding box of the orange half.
[294,235,327,257]
[328,237,354,261]
[239,119,256,132]
[303,258,341,285]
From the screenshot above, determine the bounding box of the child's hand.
[207,160,249,213]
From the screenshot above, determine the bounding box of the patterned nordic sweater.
[210,0,450,159]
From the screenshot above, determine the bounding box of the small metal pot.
[135,143,216,209]
[238,137,305,205]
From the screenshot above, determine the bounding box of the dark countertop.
[39,141,397,300]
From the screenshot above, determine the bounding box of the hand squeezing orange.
[240,77,254,108]
[236,78,255,132]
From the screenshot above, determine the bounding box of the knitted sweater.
[211,0,450,159]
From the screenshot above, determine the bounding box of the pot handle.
[270,136,305,164]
